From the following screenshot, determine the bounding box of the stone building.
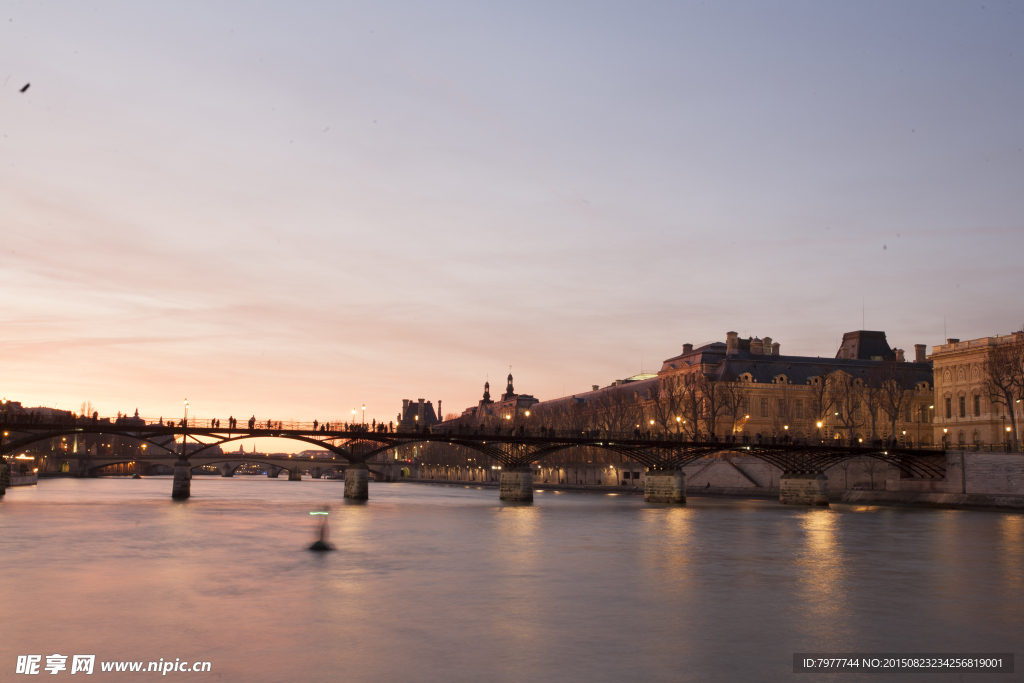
[457,374,539,424]
[652,330,935,445]
[510,330,933,446]
[930,332,1024,447]
[397,398,441,432]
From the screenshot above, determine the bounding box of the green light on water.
[309,511,329,515]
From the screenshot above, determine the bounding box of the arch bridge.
[0,417,945,506]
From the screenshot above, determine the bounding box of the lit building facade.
[930,332,1024,447]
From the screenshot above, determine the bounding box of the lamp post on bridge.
[172,399,191,500]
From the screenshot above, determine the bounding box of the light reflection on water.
[1,478,1022,683]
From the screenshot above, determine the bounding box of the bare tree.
[858,459,885,490]
[984,339,1024,449]
[651,375,685,435]
[832,372,866,445]
[697,374,732,440]
[805,368,838,442]
[719,381,750,438]
[874,361,914,446]
[835,460,853,489]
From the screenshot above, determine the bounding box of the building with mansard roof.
[456,374,539,423]
[654,330,935,445]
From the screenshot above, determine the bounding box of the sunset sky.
[2,2,1022,450]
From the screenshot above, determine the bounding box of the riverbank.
[400,478,1024,510]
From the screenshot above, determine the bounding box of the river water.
[1,478,1022,682]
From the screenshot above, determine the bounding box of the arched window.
[958,431,966,445]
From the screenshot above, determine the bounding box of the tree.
[874,361,914,446]
[831,372,866,445]
[805,368,838,442]
[651,375,685,435]
[719,381,749,438]
[858,459,885,490]
[697,373,732,439]
[984,339,1024,449]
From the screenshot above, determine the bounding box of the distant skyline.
[2,2,1022,450]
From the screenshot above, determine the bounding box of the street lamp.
[351,408,356,427]
[362,404,366,425]
[184,399,189,425]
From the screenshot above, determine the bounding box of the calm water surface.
[1,477,1022,682]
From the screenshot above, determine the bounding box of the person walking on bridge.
[248,415,256,430]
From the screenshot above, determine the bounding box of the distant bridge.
[0,416,946,505]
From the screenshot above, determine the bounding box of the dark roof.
[530,377,659,410]
[836,330,896,361]
[711,352,932,386]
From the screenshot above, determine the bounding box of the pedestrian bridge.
[0,415,946,506]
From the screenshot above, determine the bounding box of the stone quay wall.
[409,451,1024,498]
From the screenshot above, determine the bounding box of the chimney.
[683,343,693,353]
[914,344,926,363]
[726,331,739,355]
[762,336,772,350]
[946,338,960,345]
[438,400,442,418]
[896,348,905,362]
[592,385,599,391]
[750,338,764,355]
[771,342,780,356]
[402,399,409,413]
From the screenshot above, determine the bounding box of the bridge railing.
[0,415,388,434]
[2,414,1020,453]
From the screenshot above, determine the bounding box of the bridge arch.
[0,428,177,459]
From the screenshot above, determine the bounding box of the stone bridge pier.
[779,473,829,506]
[644,469,686,503]
[499,467,534,502]
[172,460,191,500]
[220,463,234,477]
[288,466,302,481]
[344,463,369,499]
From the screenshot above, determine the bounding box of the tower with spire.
[503,373,515,400]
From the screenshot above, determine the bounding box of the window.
[945,398,952,419]
[973,395,981,417]
[777,399,786,418]
[760,398,768,417]
[835,401,843,419]
[853,402,862,419]
[959,396,966,418]
[921,405,929,423]
[742,397,750,415]
[795,400,803,419]
[905,404,912,422]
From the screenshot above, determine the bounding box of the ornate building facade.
[930,332,1024,447]
[457,374,539,423]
